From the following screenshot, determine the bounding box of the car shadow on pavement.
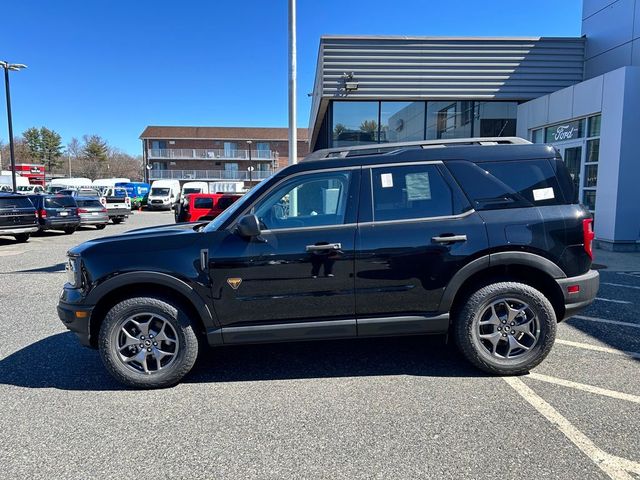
[4,262,66,274]
[0,332,486,391]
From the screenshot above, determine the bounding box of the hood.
[68,222,202,256]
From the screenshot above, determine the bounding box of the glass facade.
[532,113,601,214]
[329,100,518,148]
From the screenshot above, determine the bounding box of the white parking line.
[601,282,640,290]
[595,297,632,305]
[527,373,640,404]
[504,376,639,479]
[556,339,640,360]
[570,315,640,329]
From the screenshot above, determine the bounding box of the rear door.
[0,196,36,230]
[355,162,488,334]
[45,196,78,218]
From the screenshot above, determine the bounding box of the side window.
[371,164,460,221]
[253,171,351,230]
[194,198,214,209]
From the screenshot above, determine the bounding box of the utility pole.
[1,61,27,191]
[288,0,297,165]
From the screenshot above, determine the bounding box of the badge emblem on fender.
[227,278,242,290]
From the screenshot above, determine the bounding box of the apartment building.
[140,126,309,185]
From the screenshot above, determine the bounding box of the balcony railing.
[149,169,273,181]
[148,148,277,161]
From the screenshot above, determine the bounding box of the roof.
[140,126,309,142]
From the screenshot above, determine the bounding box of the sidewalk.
[593,248,640,271]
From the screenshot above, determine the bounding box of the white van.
[181,181,209,196]
[148,180,181,210]
[48,177,93,193]
[93,178,131,191]
[0,172,30,191]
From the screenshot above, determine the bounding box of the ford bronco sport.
[58,137,599,388]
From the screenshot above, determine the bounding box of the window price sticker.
[533,187,555,201]
[381,173,394,188]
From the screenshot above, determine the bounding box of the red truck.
[174,193,242,223]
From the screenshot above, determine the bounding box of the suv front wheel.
[99,296,199,388]
[454,282,556,375]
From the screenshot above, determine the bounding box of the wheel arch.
[440,253,566,323]
[87,272,216,348]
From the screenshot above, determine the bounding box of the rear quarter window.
[446,158,570,210]
[194,198,214,209]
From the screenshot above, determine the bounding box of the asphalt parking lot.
[0,211,638,479]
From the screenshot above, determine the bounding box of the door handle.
[432,235,467,243]
[306,243,342,252]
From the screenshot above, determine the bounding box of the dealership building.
[307,0,640,251]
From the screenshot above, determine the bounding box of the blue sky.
[1,0,583,154]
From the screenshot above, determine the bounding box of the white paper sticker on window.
[381,173,393,188]
[533,187,555,201]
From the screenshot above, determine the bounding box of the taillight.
[39,209,47,218]
[583,218,595,259]
[78,208,88,213]
[101,207,107,213]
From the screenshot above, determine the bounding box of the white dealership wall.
[516,66,640,250]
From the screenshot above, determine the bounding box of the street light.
[246,140,253,185]
[0,61,27,192]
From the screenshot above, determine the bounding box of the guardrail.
[149,169,273,181]
[148,148,277,160]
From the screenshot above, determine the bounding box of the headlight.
[66,257,79,287]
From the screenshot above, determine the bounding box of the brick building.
[140,126,308,184]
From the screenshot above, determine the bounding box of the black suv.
[58,138,599,388]
[0,193,38,242]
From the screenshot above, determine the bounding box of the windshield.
[151,188,170,196]
[203,174,275,232]
[183,188,201,194]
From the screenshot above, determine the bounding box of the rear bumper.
[40,218,81,230]
[556,269,599,320]
[79,214,109,225]
[106,207,130,217]
[0,225,38,235]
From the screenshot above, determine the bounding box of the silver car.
[75,197,109,229]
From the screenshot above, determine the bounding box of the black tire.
[95,224,106,230]
[454,282,556,375]
[112,218,123,224]
[64,227,76,234]
[99,296,199,389]
[14,233,30,243]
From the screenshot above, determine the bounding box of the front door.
[208,168,360,341]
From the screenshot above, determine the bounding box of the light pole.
[0,61,27,192]
[246,140,253,185]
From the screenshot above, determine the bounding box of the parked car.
[28,194,81,234]
[100,187,131,224]
[58,137,599,388]
[16,185,45,194]
[75,197,109,230]
[0,192,38,242]
[174,193,242,223]
[57,188,103,198]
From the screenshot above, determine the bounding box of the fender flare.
[438,251,566,313]
[86,271,217,329]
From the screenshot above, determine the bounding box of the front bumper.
[0,225,38,235]
[58,284,94,347]
[556,269,599,320]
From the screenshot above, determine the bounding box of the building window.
[256,142,270,159]
[428,102,471,139]
[380,102,425,143]
[426,101,516,140]
[531,128,544,143]
[332,101,379,147]
[588,115,601,137]
[544,119,584,143]
[224,142,237,157]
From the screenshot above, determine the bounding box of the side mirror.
[237,214,261,238]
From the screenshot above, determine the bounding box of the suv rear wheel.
[98,296,199,388]
[454,282,556,375]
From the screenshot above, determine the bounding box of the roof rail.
[303,137,531,161]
